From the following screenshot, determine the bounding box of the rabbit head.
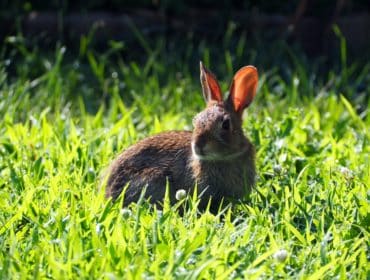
[191,62,258,161]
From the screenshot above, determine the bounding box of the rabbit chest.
[190,150,255,199]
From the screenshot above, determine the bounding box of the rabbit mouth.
[191,142,247,161]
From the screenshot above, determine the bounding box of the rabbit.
[106,62,258,211]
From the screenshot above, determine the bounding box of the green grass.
[0,32,369,279]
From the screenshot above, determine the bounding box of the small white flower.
[339,166,354,180]
[274,139,285,149]
[96,223,102,234]
[293,77,300,87]
[273,249,288,262]
[175,189,187,201]
[121,208,132,219]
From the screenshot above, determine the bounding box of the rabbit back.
[106,131,194,204]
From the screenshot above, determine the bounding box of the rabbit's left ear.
[200,61,223,103]
[227,66,258,116]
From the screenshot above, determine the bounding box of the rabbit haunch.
[106,62,258,210]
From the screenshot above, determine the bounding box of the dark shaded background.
[2,0,370,15]
[1,0,370,60]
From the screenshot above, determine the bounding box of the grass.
[0,30,369,279]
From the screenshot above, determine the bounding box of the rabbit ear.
[200,61,223,103]
[227,66,258,116]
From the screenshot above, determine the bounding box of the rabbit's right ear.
[200,61,223,103]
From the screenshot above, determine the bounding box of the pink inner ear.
[230,66,258,113]
[200,62,223,102]
[206,74,223,102]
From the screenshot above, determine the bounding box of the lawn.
[0,33,369,279]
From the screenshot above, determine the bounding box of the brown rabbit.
[106,62,258,211]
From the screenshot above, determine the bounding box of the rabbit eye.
[221,118,230,130]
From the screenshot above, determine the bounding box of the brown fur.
[106,131,194,204]
[105,63,258,211]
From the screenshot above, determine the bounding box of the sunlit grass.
[0,32,369,279]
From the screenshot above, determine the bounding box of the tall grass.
[0,28,369,279]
